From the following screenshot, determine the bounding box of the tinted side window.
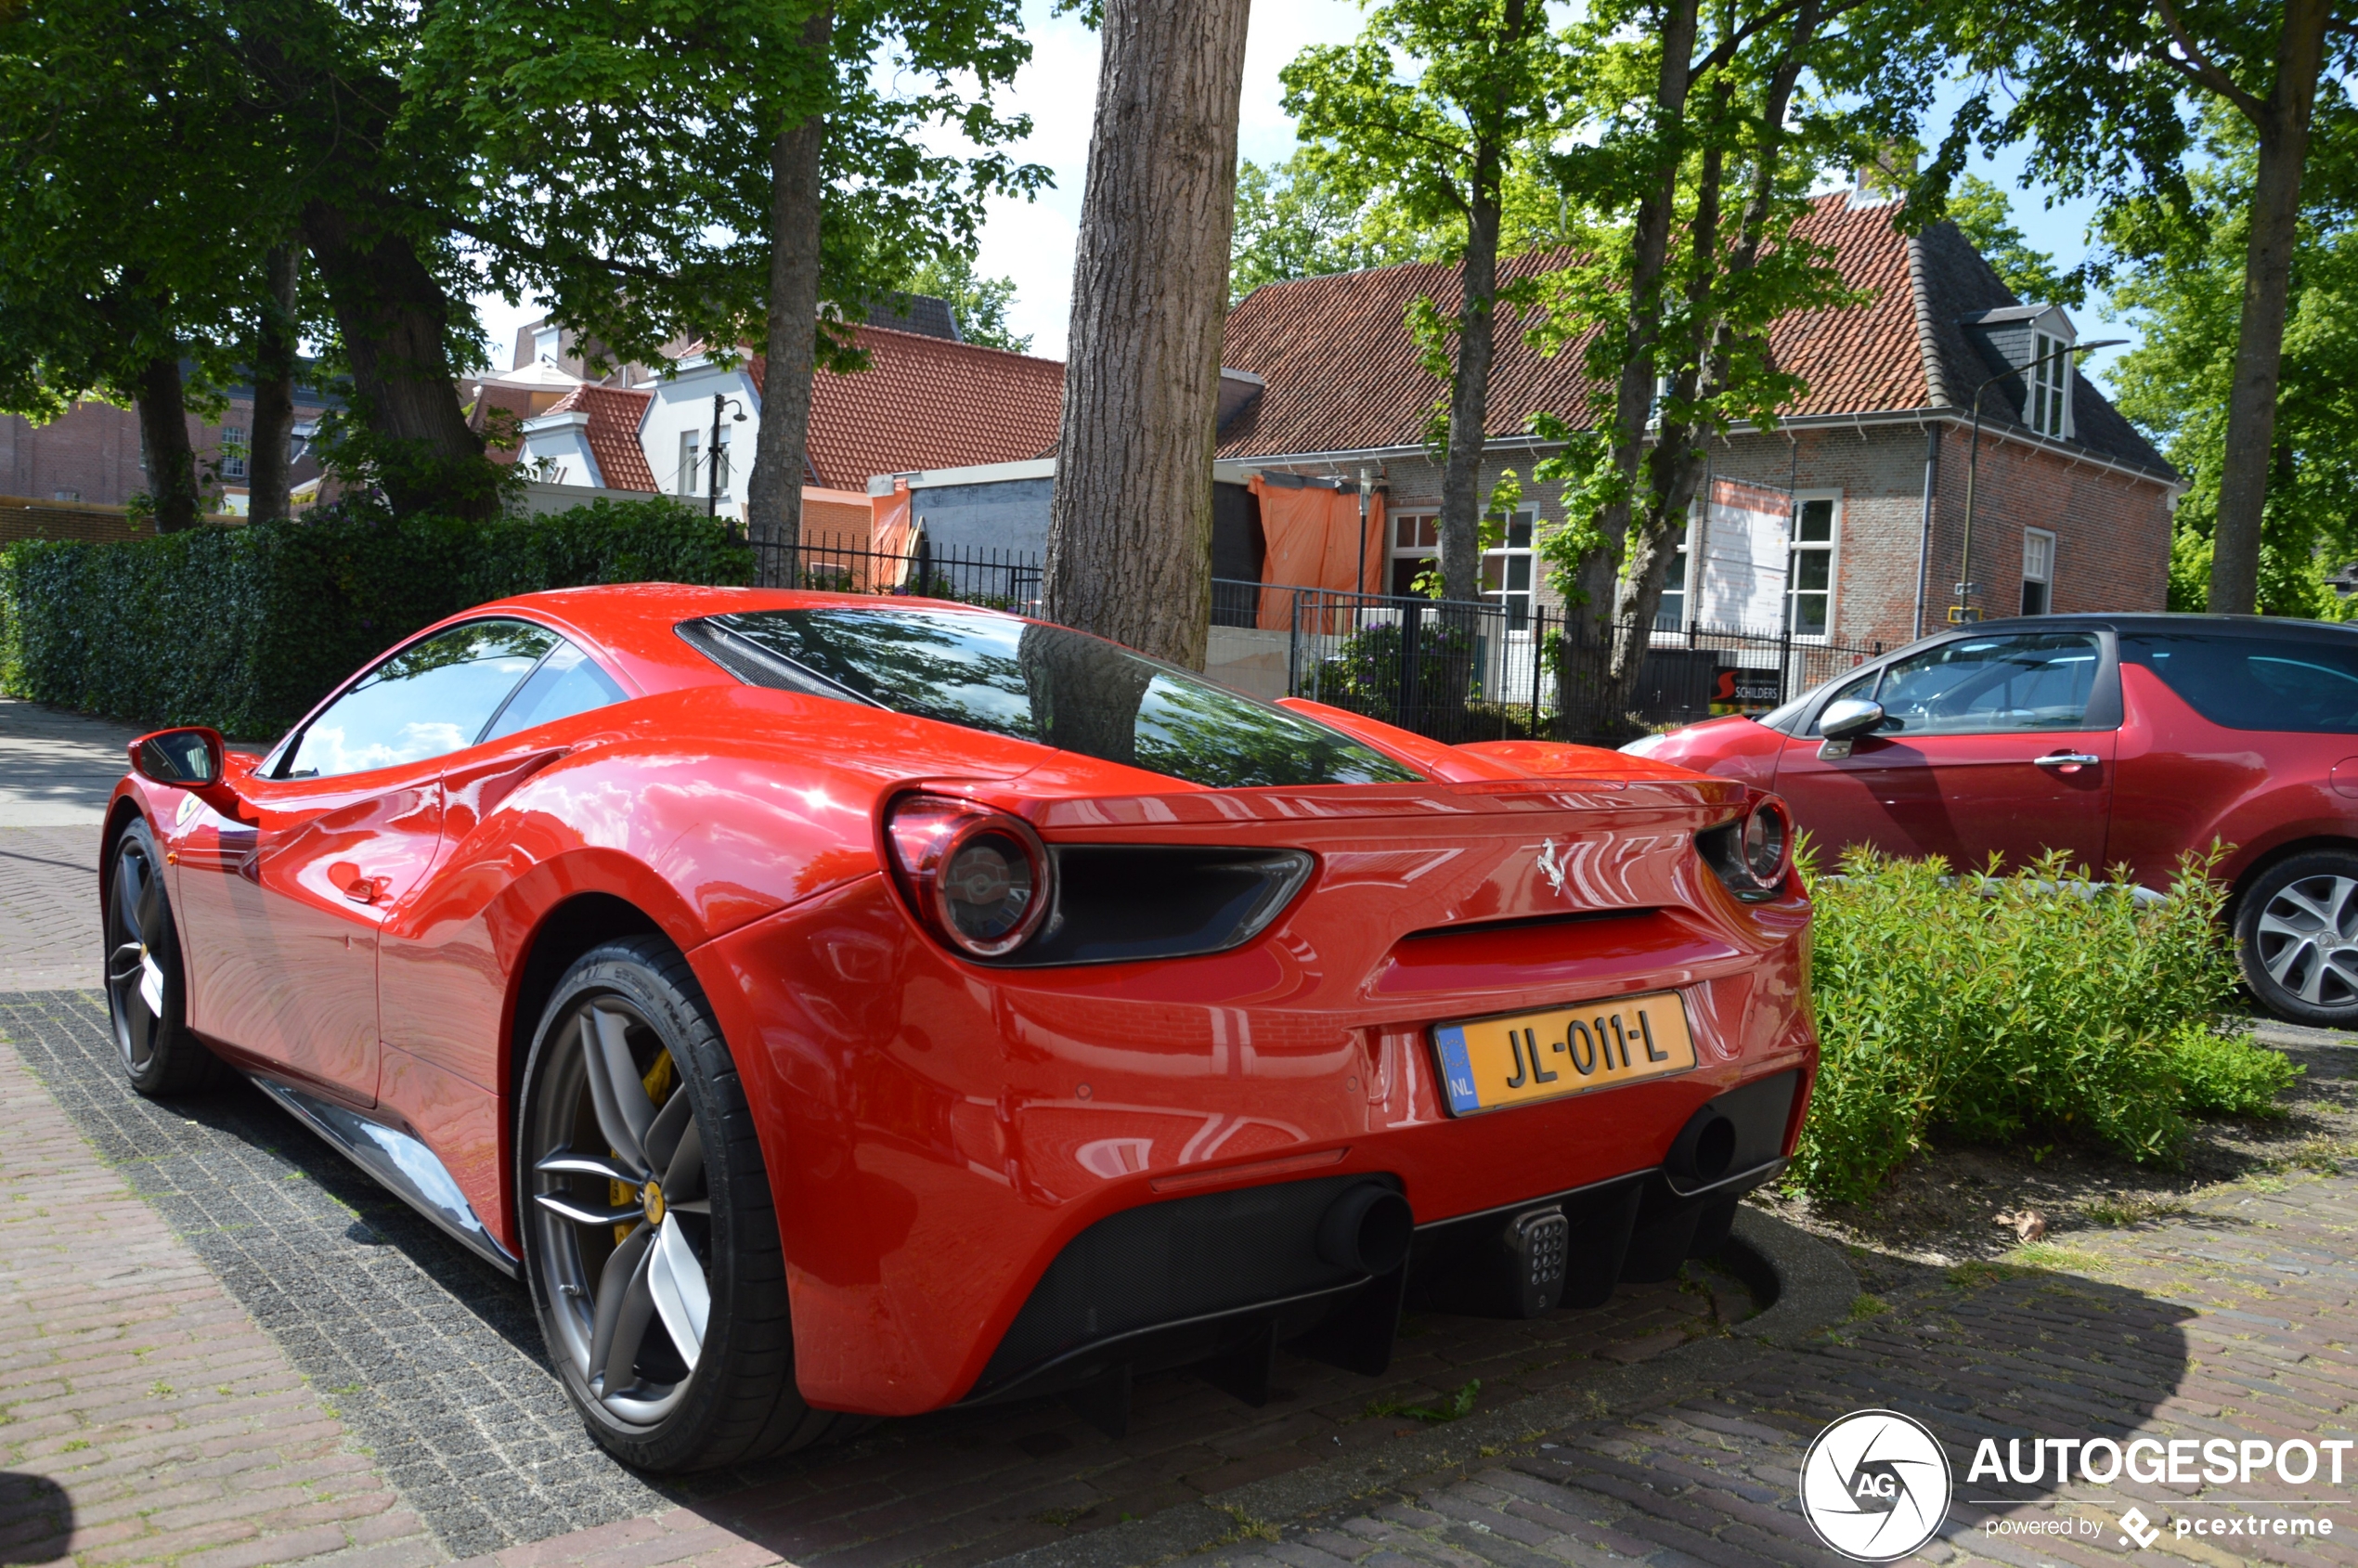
[286,621,556,778]
[2122,632,2358,733]
[1873,632,2102,736]
[482,641,627,742]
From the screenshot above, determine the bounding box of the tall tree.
[244,246,303,524]
[1280,0,1567,603]
[1943,0,2358,614]
[1532,0,1937,737]
[2105,111,2358,617]
[1044,0,1253,668]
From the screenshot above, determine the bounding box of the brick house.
[0,370,336,519]
[1213,189,2181,652]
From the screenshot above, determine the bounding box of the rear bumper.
[691,875,1815,1417]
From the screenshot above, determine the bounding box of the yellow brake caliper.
[613,1051,678,1245]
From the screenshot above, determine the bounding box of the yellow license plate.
[1432,991,1697,1116]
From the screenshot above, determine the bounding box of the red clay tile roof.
[540,384,658,492]
[1216,193,2169,477]
[751,325,1066,489]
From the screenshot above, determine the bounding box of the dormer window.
[2028,330,2071,439]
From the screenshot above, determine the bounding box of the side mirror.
[1816,698,1885,760]
[130,727,226,789]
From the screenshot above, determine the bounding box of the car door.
[172,619,559,1100]
[1770,629,2117,873]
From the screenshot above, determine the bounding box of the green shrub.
[0,498,751,739]
[2162,1021,2301,1118]
[1792,846,2279,1203]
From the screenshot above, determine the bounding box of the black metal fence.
[1209,581,1882,745]
[743,532,1043,612]
[728,538,1881,745]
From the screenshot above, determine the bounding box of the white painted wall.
[517,411,602,489]
[639,358,760,514]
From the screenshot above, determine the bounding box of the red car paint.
[110,585,1815,1418]
[1628,614,2358,895]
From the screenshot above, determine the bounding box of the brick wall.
[2,395,328,511]
[0,495,150,548]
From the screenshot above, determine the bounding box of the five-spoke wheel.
[2236,850,2358,1025]
[518,938,852,1471]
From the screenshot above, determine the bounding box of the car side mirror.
[130,727,226,789]
[1816,698,1885,760]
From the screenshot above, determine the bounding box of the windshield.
[684,606,1422,789]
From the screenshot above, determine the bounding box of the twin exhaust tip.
[1317,1184,1414,1276]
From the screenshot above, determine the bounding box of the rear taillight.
[1699,794,1793,902]
[885,795,1053,958]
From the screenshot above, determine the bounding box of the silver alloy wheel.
[526,996,714,1426]
[2254,873,2358,1008]
[106,838,171,1072]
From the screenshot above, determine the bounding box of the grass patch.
[1846,1293,1890,1322]
[2004,1241,2112,1275]
[1367,1379,1481,1423]
[1791,847,2300,1203]
[2080,1194,2195,1227]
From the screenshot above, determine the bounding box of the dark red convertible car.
[106,586,1813,1471]
[1626,614,2358,1025]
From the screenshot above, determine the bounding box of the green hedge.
[0,499,753,740]
[1792,846,2300,1203]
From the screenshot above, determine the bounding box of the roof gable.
[1216,193,2169,479]
[541,384,657,492]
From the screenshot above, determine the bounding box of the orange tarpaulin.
[869,479,914,587]
[1249,475,1384,629]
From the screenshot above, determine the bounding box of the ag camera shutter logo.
[1799,1409,1953,1561]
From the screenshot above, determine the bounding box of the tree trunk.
[2208,0,2329,616]
[745,7,834,590]
[1556,0,1699,738]
[1437,174,1503,605]
[136,351,201,534]
[246,245,300,525]
[301,198,492,519]
[1044,0,1253,670]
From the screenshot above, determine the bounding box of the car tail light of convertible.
[108,588,1817,1470]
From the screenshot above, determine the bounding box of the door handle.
[2034,751,2102,772]
[330,862,389,903]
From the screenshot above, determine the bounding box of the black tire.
[515,936,856,1471]
[104,818,217,1096]
[2235,849,2358,1027]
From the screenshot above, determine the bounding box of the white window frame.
[534,325,563,365]
[1481,508,1536,626]
[1655,523,1691,633]
[1389,511,1439,597]
[2028,330,2073,439]
[2022,527,2056,616]
[218,425,249,480]
[711,425,732,499]
[677,431,702,498]
[1785,492,1842,641]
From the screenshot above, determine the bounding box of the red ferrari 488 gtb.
[105,586,1814,1471]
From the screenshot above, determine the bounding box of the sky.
[473,2,2137,384]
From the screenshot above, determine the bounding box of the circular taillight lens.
[939,829,1039,948]
[884,795,1053,959]
[1742,797,1791,886]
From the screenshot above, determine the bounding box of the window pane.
[1796,499,1833,542]
[482,641,627,742]
[288,621,557,778]
[2122,632,2358,733]
[1790,593,1828,637]
[1791,551,1831,592]
[1394,516,1416,550]
[1874,632,2101,736]
[1417,519,1439,548]
[1482,556,1506,592]
[1507,557,1531,591]
[695,607,1420,787]
[1506,517,1533,550]
[1807,667,1884,734]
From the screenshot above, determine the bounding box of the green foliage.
[898,253,1031,354]
[0,499,749,739]
[2163,1022,2301,1118]
[1367,1379,1481,1422]
[1792,847,2273,1203]
[2105,115,2358,618]
[1942,175,2087,308]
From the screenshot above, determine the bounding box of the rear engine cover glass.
[688,607,1419,788]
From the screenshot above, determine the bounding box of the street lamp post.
[1954,337,2126,623]
[1355,466,1374,597]
[707,394,747,521]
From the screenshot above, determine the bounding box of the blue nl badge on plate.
[1432,1025,1483,1116]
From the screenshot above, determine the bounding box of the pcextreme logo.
[1798,1410,1953,1562]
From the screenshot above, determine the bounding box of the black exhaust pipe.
[1317,1183,1413,1276]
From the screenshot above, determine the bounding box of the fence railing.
[743,532,1043,612]
[728,538,1882,745]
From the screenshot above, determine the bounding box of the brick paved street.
[7,695,2358,1568]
